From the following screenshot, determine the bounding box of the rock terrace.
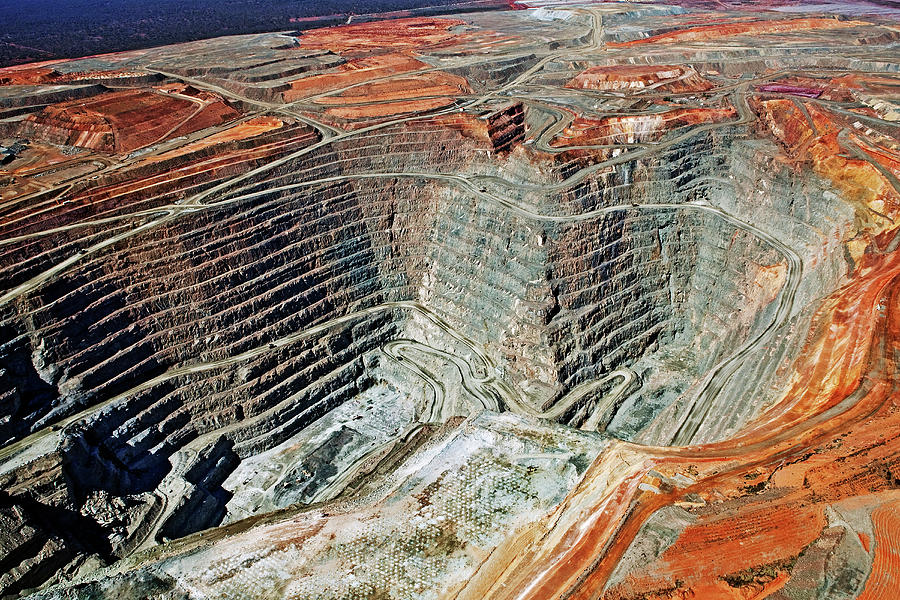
[0,4,899,600]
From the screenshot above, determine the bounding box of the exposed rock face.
[485,103,526,152]
[0,3,898,600]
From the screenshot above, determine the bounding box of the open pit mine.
[1,2,899,599]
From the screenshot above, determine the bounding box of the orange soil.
[282,53,429,102]
[592,248,900,599]
[716,225,900,454]
[296,17,468,52]
[145,116,285,163]
[0,67,146,86]
[831,73,900,96]
[0,142,77,176]
[565,65,714,94]
[472,223,900,599]
[0,48,147,82]
[20,88,240,154]
[608,504,825,597]
[0,124,317,239]
[551,107,737,147]
[754,97,900,258]
[432,112,494,144]
[168,101,240,139]
[0,143,99,203]
[609,18,871,47]
[0,66,58,85]
[857,498,900,600]
[324,97,455,120]
[314,71,472,105]
[856,137,900,171]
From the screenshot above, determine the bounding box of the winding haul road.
[384,337,637,429]
[5,7,888,600]
[0,3,811,575]
[0,130,800,454]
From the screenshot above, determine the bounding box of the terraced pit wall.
[0,120,804,458]
[0,109,857,579]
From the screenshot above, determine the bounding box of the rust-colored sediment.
[0,66,59,85]
[609,17,871,47]
[607,504,825,598]
[0,119,316,240]
[324,97,457,121]
[857,498,900,600]
[16,87,240,154]
[145,116,285,163]
[470,231,900,599]
[0,66,146,86]
[296,17,469,52]
[282,53,430,102]
[753,96,899,262]
[314,72,472,105]
[2,6,899,598]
